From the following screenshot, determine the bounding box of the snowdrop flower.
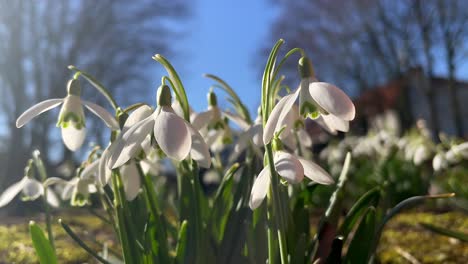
[445,142,468,163]
[263,57,355,144]
[231,112,264,161]
[191,90,249,153]
[413,145,431,165]
[16,78,118,151]
[0,176,59,208]
[76,106,155,201]
[249,139,334,209]
[108,85,211,169]
[432,153,448,172]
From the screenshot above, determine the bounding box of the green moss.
[0,212,117,263]
[378,211,468,263]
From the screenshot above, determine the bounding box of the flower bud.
[208,90,218,107]
[298,56,314,79]
[67,78,81,96]
[157,85,172,106]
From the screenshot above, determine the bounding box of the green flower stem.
[123,103,151,114]
[266,144,289,264]
[59,219,112,264]
[32,152,55,252]
[137,163,170,262]
[110,171,135,264]
[153,54,190,121]
[68,65,119,110]
[271,48,305,83]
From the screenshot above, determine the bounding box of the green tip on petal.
[271,137,284,152]
[157,85,172,106]
[67,78,81,96]
[298,56,314,79]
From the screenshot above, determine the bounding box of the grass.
[0,210,466,263]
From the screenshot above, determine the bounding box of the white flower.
[413,145,430,165]
[432,153,448,172]
[16,79,118,151]
[249,150,334,210]
[191,90,249,153]
[0,176,59,208]
[263,58,355,144]
[108,85,211,169]
[446,142,468,163]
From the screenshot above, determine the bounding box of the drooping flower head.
[16,78,118,151]
[108,85,211,169]
[263,57,355,145]
[249,137,334,209]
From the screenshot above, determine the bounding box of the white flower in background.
[413,145,431,165]
[231,113,264,161]
[280,105,313,150]
[445,142,468,163]
[432,153,448,172]
[249,140,334,209]
[191,90,249,153]
[0,176,59,208]
[264,57,355,145]
[16,78,118,151]
[108,85,211,169]
[45,175,97,207]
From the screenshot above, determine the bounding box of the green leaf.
[420,222,468,242]
[338,187,380,240]
[175,220,188,264]
[344,207,376,263]
[314,153,351,261]
[68,65,119,110]
[152,54,190,121]
[29,221,57,264]
[204,74,252,123]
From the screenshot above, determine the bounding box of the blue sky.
[162,0,278,115]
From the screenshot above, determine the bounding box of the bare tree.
[264,0,468,137]
[0,0,189,190]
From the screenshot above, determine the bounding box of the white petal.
[315,115,337,135]
[61,179,78,200]
[432,153,446,172]
[123,105,153,132]
[61,126,87,151]
[43,177,67,188]
[154,107,191,161]
[46,189,60,207]
[108,115,155,168]
[309,82,355,121]
[0,177,27,207]
[99,145,113,185]
[83,100,119,129]
[263,89,300,144]
[141,136,153,156]
[250,124,264,147]
[298,158,334,185]
[249,167,271,210]
[413,145,430,165]
[223,111,250,130]
[191,109,214,130]
[321,114,349,132]
[16,99,64,128]
[22,178,44,200]
[187,124,211,168]
[140,159,160,175]
[81,160,99,180]
[120,162,141,201]
[234,130,250,154]
[273,151,304,184]
[297,129,312,147]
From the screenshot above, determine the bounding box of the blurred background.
[1,0,468,214]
